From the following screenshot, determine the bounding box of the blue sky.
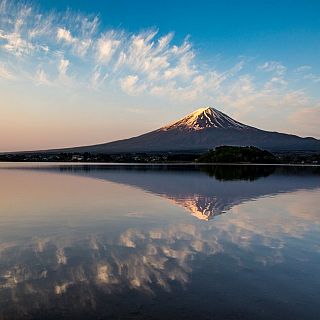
[38,0,320,66]
[0,0,320,151]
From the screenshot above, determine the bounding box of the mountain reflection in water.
[0,164,319,320]
[23,164,320,220]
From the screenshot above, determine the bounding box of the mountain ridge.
[11,106,320,154]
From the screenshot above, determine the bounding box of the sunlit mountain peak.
[160,106,250,131]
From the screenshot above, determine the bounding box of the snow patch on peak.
[160,106,250,131]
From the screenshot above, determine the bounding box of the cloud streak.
[0,0,319,138]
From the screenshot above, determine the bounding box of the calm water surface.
[0,163,319,319]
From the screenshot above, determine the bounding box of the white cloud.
[258,61,287,76]
[34,68,52,86]
[58,58,69,76]
[96,32,121,63]
[90,66,108,89]
[0,2,35,56]
[264,76,288,89]
[0,0,320,137]
[0,29,35,56]
[120,30,170,77]
[114,30,196,82]
[28,14,53,39]
[163,51,196,80]
[76,39,92,56]
[57,27,92,57]
[57,27,76,43]
[120,75,146,95]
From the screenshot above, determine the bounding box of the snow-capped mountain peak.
[160,107,249,131]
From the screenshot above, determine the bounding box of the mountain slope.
[50,107,320,153]
[161,107,250,131]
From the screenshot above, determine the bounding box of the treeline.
[0,152,199,163]
[0,146,319,164]
[197,146,320,164]
[196,146,278,164]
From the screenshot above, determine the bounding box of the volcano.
[47,107,320,153]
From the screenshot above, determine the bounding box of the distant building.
[71,155,84,161]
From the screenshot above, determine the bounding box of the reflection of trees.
[201,165,320,181]
[55,164,277,180]
[201,165,276,181]
[6,164,320,181]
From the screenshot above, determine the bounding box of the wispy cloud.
[57,27,93,57]
[96,31,121,64]
[303,73,320,83]
[295,65,312,73]
[0,0,319,137]
[58,58,69,76]
[0,1,198,91]
[0,63,15,80]
[57,28,76,44]
[34,68,51,86]
[120,75,147,95]
[258,61,287,76]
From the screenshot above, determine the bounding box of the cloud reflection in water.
[0,164,320,319]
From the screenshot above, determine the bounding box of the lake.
[0,163,319,319]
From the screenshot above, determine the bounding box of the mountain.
[49,107,320,153]
[161,107,250,131]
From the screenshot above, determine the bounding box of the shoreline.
[1,161,320,167]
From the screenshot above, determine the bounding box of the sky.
[0,0,320,151]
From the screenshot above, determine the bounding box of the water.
[0,163,319,319]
